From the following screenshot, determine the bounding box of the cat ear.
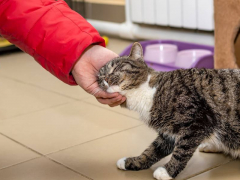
[129,42,143,60]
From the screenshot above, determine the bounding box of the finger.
[96,95,122,105]
[94,89,119,99]
[121,96,127,103]
[109,101,123,107]
[109,102,121,107]
[96,98,111,105]
[109,97,127,107]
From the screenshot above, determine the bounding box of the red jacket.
[0,0,105,85]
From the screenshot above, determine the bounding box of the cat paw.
[153,167,173,180]
[199,143,221,153]
[117,157,127,170]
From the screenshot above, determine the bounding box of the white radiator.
[129,0,214,31]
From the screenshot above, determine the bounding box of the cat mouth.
[97,74,108,91]
[103,80,109,88]
[102,80,110,91]
[98,79,109,92]
[97,75,121,93]
[100,80,121,93]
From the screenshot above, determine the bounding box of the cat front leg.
[154,132,205,179]
[117,134,175,171]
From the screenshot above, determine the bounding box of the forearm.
[0,0,105,85]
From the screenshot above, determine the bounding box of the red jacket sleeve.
[0,0,105,85]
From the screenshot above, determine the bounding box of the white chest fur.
[108,75,156,123]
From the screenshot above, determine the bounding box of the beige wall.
[67,0,125,23]
[84,0,125,5]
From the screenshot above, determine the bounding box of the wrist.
[72,45,94,75]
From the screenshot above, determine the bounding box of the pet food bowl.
[175,49,212,68]
[120,40,214,72]
[144,44,178,64]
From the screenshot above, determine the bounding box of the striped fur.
[97,42,240,179]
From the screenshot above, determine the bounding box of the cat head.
[97,42,149,94]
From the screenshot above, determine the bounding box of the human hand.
[72,45,126,107]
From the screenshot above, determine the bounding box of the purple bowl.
[120,40,214,71]
[144,44,178,64]
[175,49,212,68]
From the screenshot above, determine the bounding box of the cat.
[97,42,240,180]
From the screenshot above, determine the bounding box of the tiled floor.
[0,38,238,180]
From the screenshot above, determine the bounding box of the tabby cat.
[97,42,240,180]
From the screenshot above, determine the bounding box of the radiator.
[129,0,214,31]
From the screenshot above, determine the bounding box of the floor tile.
[0,101,141,155]
[188,160,240,180]
[0,157,89,180]
[49,126,231,180]
[0,37,133,101]
[0,52,91,100]
[168,150,231,180]
[84,96,139,120]
[0,134,39,169]
[48,125,156,180]
[0,77,72,120]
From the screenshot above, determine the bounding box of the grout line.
[184,159,234,180]
[46,156,93,180]
[0,73,140,122]
[0,131,92,180]
[0,153,92,180]
[0,124,144,171]
[46,124,144,156]
[0,101,73,122]
[0,124,144,180]
[0,125,144,179]
[0,75,89,101]
[78,97,93,102]
[0,133,91,180]
[1,156,93,180]
[83,100,140,121]
[0,157,41,171]
[0,132,43,156]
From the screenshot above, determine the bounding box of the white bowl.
[175,49,212,68]
[144,44,178,64]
